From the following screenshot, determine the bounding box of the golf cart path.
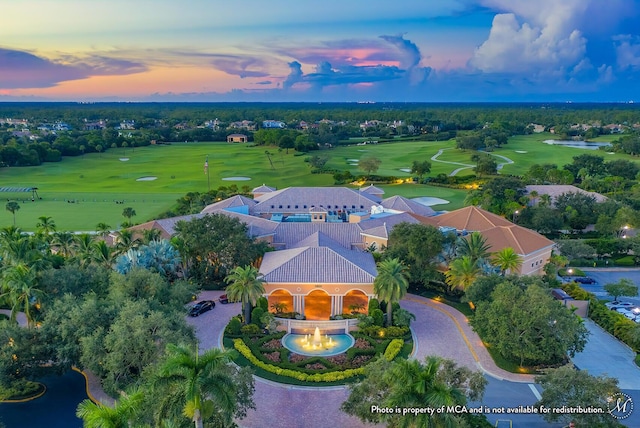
[431,149,515,176]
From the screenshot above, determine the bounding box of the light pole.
[512,210,519,223]
[204,155,210,192]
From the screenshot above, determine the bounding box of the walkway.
[430,149,515,176]
[0,309,27,327]
[402,295,534,383]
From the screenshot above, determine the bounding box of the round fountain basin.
[282,333,355,357]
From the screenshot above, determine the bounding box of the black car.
[575,277,596,284]
[188,300,215,317]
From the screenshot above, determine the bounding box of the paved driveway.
[572,320,640,390]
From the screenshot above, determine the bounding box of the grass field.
[0,142,463,231]
[2,133,634,231]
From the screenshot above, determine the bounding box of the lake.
[543,139,612,150]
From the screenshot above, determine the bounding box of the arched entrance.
[304,289,331,320]
[342,290,368,316]
[268,289,294,315]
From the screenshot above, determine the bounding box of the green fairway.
[0,142,466,231]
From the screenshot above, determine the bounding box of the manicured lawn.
[0,142,469,230]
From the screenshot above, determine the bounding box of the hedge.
[383,339,404,361]
[233,339,365,382]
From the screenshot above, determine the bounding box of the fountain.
[282,327,355,357]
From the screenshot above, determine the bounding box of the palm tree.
[95,222,112,238]
[5,201,20,226]
[1,263,43,327]
[445,256,481,292]
[122,207,137,225]
[114,229,141,255]
[224,265,265,324]
[76,389,143,428]
[386,357,467,427]
[156,344,238,428]
[492,247,523,275]
[73,233,95,268]
[457,232,492,265]
[92,240,115,269]
[51,231,75,258]
[142,228,163,244]
[539,194,552,207]
[373,258,409,327]
[35,216,56,239]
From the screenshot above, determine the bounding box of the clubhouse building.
[129,185,555,320]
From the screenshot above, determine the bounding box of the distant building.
[227,133,248,143]
[262,120,285,129]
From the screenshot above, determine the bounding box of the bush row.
[383,339,405,361]
[233,339,365,382]
[561,282,640,352]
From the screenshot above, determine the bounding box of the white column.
[331,295,340,316]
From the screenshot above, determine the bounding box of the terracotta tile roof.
[425,206,512,231]
[380,195,436,217]
[480,225,555,255]
[259,246,377,284]
[201,195,256,214]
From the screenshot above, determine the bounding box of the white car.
[606,301,636,309]
[616,308,639,321]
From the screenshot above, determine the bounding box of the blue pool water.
[282,333,355,357]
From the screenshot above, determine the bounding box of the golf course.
[0,133,634,231]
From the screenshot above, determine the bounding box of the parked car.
[188,300,215,317]
[575,277,596,284]
[606,301,636,309]
[616,308,637,321]
[219,294,229,304]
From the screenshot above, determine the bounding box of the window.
[270,205,274,209]
[351,205,355,209]
[287,205,290,209]
[303,205,307,209]
[295,205,298,209]
[279,205,282,209]
[343,205,347,209]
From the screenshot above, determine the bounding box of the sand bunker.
[514,151,528,154]
[412,197,450,206]
[347,159,359,162]
[222,176,251,181]
[349,163,359,166]
[399,168,412,173]
[136,176,157,181]
[357,150,368,152]
[120,158,130,161]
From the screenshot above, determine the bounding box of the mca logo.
[608,392,633,420]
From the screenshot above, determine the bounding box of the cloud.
[0,48,146,89]
[283,61,303,89]
[470,12,586,74]
[615,35,640,70]
[207,54,270,78]
[254,80,273,85]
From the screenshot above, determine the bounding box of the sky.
[1,0,640,102]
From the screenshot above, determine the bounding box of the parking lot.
[577,268,640,303]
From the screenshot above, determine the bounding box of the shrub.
[367,298,379,315]
[371,308,384,327]
[225,317,242,335]
[257,296,269,311]
[241,324,261,336]
[384,339,405,361]
[251,307,265,327]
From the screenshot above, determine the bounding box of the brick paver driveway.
[189,291,530,428]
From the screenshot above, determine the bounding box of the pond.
[543,139,611,150]
[0,371,86,428]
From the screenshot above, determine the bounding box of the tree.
[51,231,76,258]
[342,356,487,428]
[604,278,638,301]
[5,201,20,226]
[410,160,431,182]
[277,135,295,154]
[95,144,103,157]
[491,247,523,275]
[472,281,588,367]
[0,263,43,327]
[536,367,621,427]
[175,214,269,284]
[445,256,481,292]
[142,228,162,244]
[308,154,329,170]
[359,156,381,176]
[35,216,56,238]
[457,232,492,265]
[373,258,409,327]
[96,222,111,237]
[225,265,265,324]
[156,344,253,428]
[122,207,137,223]
[76,389,143,428]
[73,233,96,268]
[385,222,444,287]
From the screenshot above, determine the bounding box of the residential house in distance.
[525,185,608,206]
[229,120,256,131]
[262,120,286,129]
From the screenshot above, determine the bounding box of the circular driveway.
[189,291,514,428]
